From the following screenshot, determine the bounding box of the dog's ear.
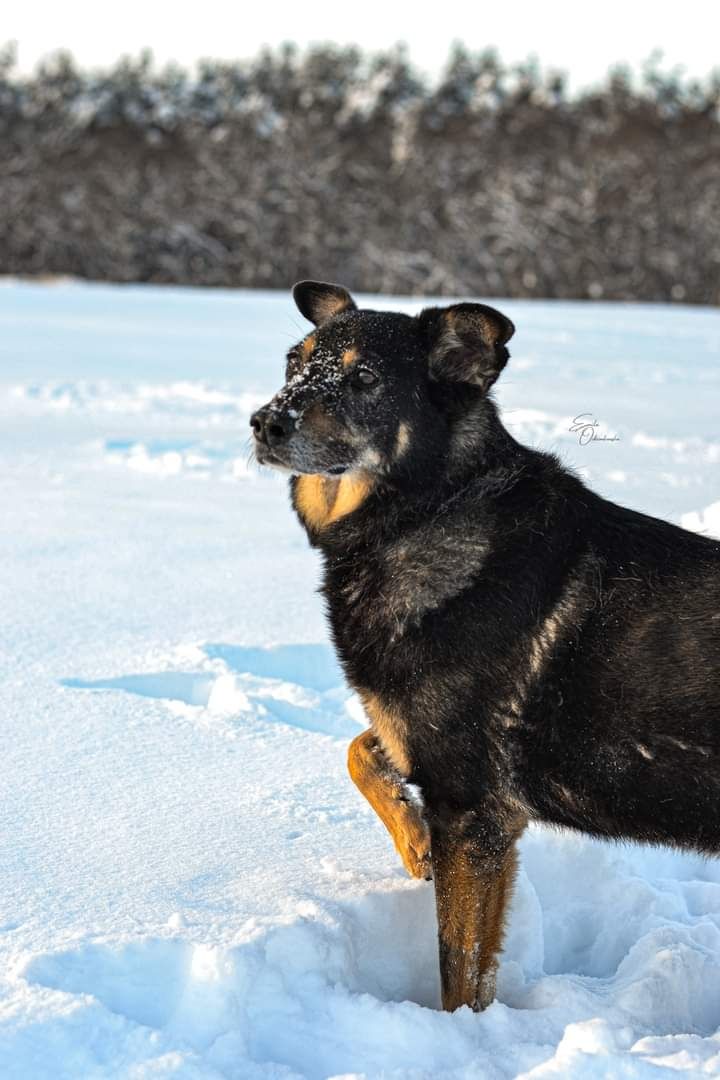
[418,303,515,392]
[292,280,357,326]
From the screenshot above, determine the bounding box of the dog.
[251,280,720,1012]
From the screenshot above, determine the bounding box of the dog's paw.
[415,848,433,881]
[396,825,433,880]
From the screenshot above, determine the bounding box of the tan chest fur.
[296,473,374,532]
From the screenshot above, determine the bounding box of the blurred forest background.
[1,42,719,303]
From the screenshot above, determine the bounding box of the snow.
[1,279,719,1079]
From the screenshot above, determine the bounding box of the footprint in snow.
[20,882,440,1069]
[61,642,360,738]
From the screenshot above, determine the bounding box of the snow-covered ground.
[1,280,719,1079]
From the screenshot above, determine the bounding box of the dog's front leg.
[348,729,432,880]
[429,806,525,1011]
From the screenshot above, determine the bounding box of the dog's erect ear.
[418,303,515,392]
[292,280,357,326]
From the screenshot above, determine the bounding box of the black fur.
[251,282,720,1009]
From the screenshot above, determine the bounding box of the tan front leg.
[430,809,525,1011]
[348,729,432,880]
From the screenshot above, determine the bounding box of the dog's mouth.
[255,445,350,477]
[254,446,292,472]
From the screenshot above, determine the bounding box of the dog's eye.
[353,367,378,389]
[285,349,302,380]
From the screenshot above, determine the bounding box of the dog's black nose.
[250,407,295,447]
[250,408,268,444]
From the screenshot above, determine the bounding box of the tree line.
[1,43,719,303]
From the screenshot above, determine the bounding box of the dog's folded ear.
[293,281,357,326]
[418,303,515,392]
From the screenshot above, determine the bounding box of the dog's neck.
[291,396,531,550]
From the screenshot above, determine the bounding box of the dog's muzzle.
[250,405,296,449]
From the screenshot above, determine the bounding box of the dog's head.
[250,281,514,480]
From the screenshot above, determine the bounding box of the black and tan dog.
[251,281,720,1012]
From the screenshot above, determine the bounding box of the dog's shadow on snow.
[61,642,359,738]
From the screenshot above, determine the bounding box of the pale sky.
[7,0,720,90]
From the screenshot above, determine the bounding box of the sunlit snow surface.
[1,280,719,1079]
